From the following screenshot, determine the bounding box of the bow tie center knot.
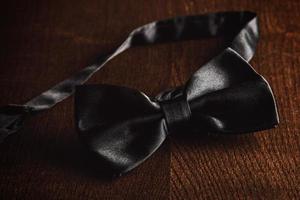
[159,92,191,133]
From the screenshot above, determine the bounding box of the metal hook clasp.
[0,104,32,142]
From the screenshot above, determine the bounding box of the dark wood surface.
[0,0,299,199]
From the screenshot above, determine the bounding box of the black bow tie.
[0,11,279,177]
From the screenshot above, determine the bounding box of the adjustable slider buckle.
[0,104,32,142]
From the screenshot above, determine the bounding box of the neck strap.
[25,11,258,112]
[0,11,258,141]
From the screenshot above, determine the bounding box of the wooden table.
[0,0,299,199]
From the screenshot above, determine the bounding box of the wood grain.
[0,0,299,199]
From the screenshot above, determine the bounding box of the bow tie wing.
[185,48,279,134]
[75,85,167,176]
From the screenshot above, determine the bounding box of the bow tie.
[0,11,279,177]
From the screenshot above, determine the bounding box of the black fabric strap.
[24,11,257,112]
[0,11,258,141]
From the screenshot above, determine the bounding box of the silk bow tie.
[0,11,279,177]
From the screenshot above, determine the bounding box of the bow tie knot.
[157,90,192,133]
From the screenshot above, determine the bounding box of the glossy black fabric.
[0,11,279,177]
